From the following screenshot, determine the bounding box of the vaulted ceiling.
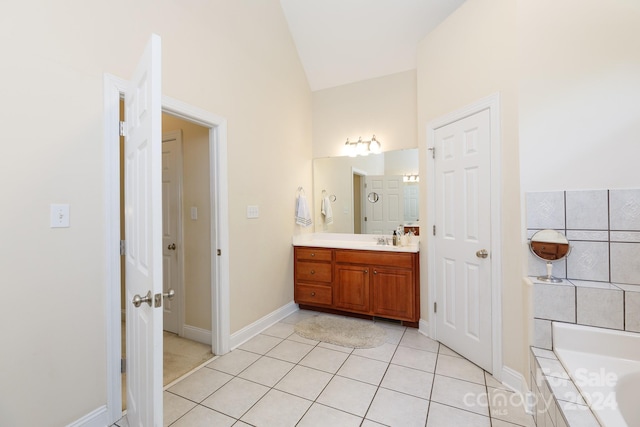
[280,0,467,91]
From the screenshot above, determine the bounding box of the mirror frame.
[529,229,571,283]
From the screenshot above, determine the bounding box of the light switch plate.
[50,204,70,228]
[247,205,259,219]
[190,206,198,220]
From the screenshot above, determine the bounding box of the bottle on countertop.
[392,230,398,246]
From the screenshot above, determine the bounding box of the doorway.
[104,72,230,424]
[426,93,503,378]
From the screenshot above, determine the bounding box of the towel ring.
[322,190,337,203]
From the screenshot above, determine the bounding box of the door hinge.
[121,358,126,374]
[217,249,221,256]
[364,216,368,222]
[119,121,127,137]
[433,225,436,236]
[434,302,437,313]
[428,147,435,159]
[120,240,126,256]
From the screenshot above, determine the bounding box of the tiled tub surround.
[527,189,640,426]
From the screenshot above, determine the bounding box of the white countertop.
[292,233,420,253]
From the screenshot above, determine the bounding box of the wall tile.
[526,192,565,230]
[533,319,552,350]
[610,242,640,285]
[566,241,609,282]
[624,290,640,333]
[528,249,567,278]
[576,286,624,330]
[565,230,608,242]
[533,282,576,322]
[565,190,608,230]
[610,231,640,242]
[610,189,640,231]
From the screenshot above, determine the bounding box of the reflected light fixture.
[403,174,420,183]
[344,135,382,157]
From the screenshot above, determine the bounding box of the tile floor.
[113,310,535,427]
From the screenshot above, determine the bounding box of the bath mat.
[294,315,386,348]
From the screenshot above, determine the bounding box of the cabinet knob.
[311,292,316,297]
[310,270,315,274]
[373,270,378,275]
[364,269,368,274]
[311,253,315,257]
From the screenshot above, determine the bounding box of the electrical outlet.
[50,204,70,228]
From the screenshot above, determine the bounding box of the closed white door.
[125,34,163,427]
[365,175,404,235]
[433,108,492,372]
[162,132,183,334]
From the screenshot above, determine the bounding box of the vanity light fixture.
[344,135,382,157]
[403,174,420,183]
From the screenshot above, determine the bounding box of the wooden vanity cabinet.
[294,246,419,324]
[294,247,333,307]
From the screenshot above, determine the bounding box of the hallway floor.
[113,310,535,426]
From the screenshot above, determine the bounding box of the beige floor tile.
[298,346,350,374]
[167,368,233,402]
[337,354,388,385]
[170,405,235,427]
[435,353,485,385]
[287,333,320,346]
[485,371,509,390]
[438,344,463,358]
[426,401,491,427]
[399,329,440,353]
[265,339,315,363]
[352,342,398,362]
[431,374,489,416]
[391,345,438,372]
[237,334,283,355]
[163,391,196,427]
[274,365,333,401]
[262,321,296,339]
[380,364,434,399]
[240,389,312,427]
[317,376,377,417]
[488,387,536,427]
[237,356,295,387]
[366,387,429,427]
[317,341,354,353]
[200,377,269,419]
[297,403,363,427]
[280,309,318,324]
[206,349,260,376]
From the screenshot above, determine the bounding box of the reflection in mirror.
[313,149,419,234]
[529,229,571,283]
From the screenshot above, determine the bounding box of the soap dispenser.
[392,230,398,246]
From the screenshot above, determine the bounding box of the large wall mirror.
[313,149,419,235]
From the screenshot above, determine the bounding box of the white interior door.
[365,175,404,235]
[433,108,493,372]
[162,131,183,334]
[125,34,163,427]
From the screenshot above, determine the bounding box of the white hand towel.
[321,196,333,225]
[295,194,313,227]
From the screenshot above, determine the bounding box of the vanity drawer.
[295,284,332,305]
[295,261,332,283]
[335,250,414,269]
[296,247,333,262]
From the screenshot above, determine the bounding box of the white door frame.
[426,92,503,379]
[104,74,230,423]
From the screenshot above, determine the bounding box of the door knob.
[167,243,176,250]
[476,249,489,259]
[163,289,175,300]
[133,290,153,308]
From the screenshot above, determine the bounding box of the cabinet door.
[334,264,370,312]
[371,267,414,321]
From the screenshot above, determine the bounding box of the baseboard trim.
[230,301,299,350]
[66,405,108,427]
[501,365,534,414]
[418,318,430,338]
[182,324,212,345]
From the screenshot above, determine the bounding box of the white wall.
[312,70,418,158]
[417,0,524,381]
[0,1,311,425]
[519,0,640,192]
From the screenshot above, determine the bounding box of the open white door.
[364,175,404,235]
[125,34,163,427]
[433,109,493,372]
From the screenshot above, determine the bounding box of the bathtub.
[553,322,640,427]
